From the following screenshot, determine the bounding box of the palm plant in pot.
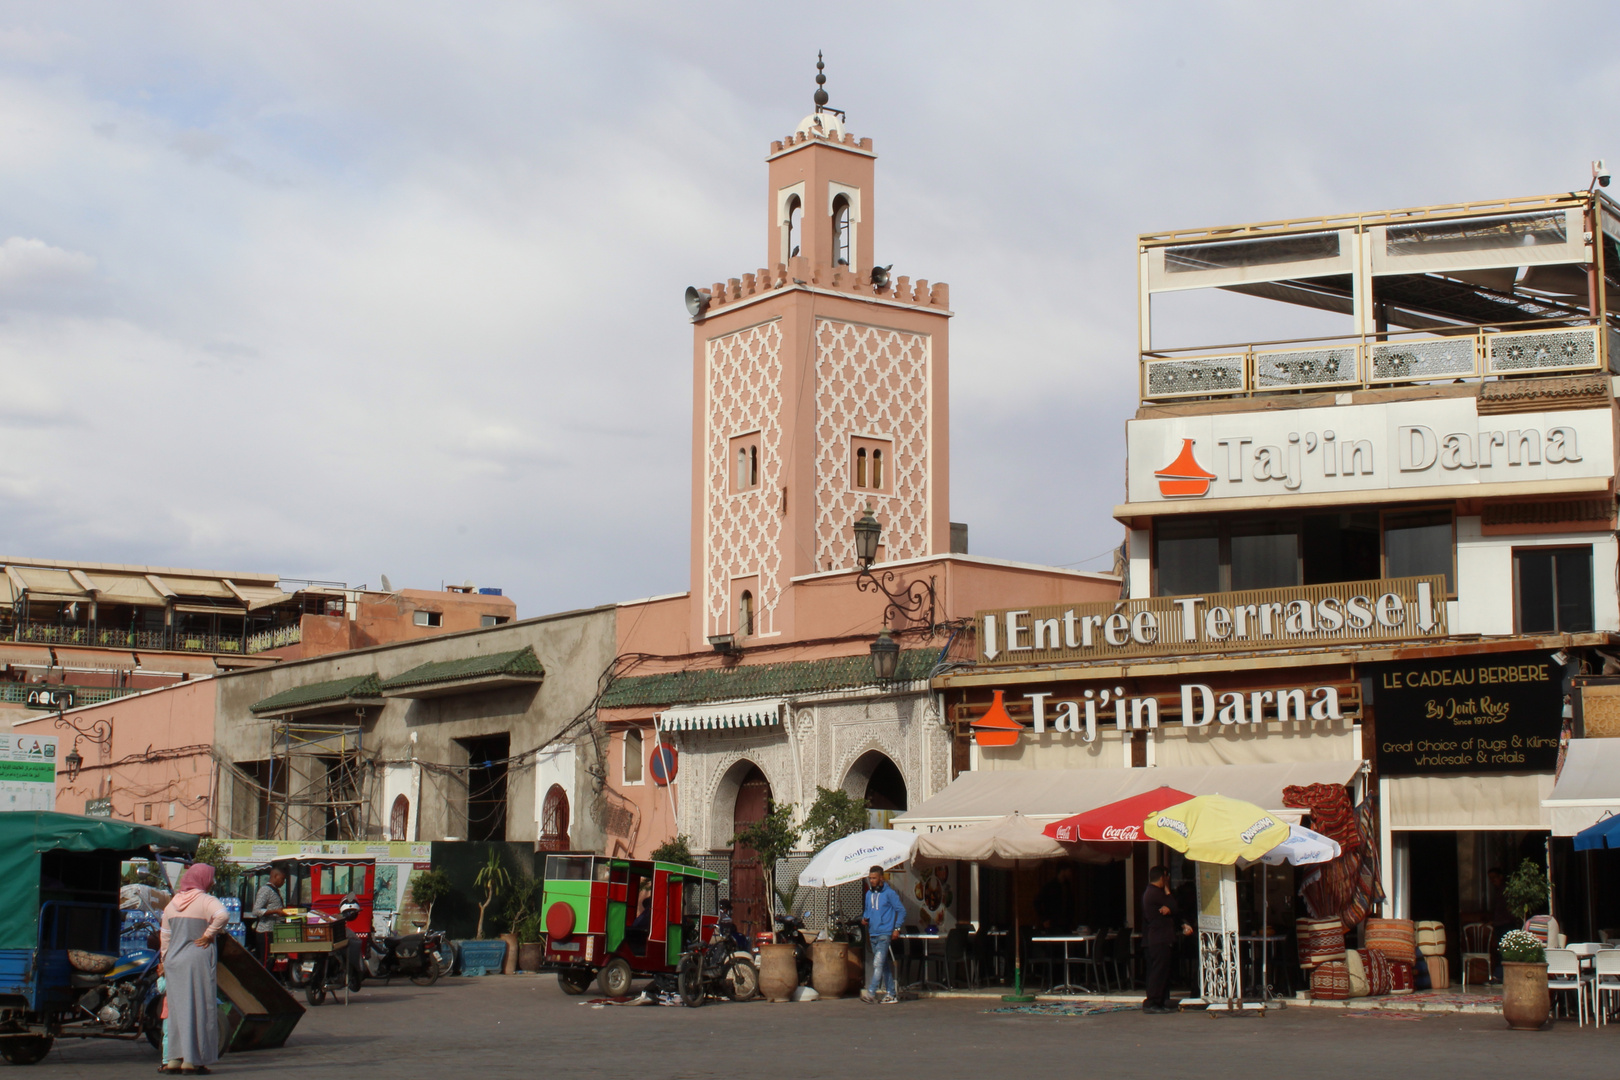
[1498,929,1548,1030]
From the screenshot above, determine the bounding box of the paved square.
[32,975,1620,1079]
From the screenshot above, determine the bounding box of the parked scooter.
[361,914,449,986]
[773,913,814,987]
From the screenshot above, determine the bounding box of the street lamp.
[853,507,881,568]
[64,748,83,781]
[869,628,899,681]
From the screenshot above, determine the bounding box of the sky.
[1,2,1617,616]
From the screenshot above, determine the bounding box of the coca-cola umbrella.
[1041,786,1195,844]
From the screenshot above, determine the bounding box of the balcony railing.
[1141,324,1616,402]
[2,684,142,709]
[4,620,301,655]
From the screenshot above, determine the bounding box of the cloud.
[0,2,1615,610]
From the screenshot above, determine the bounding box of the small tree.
[474,849,512,939]
[650,835,699,867]
[732,799,801,921]
[193,839,244,898]
[500,871,541,939]
[801,786,870,852]
[1504,857,1550,922]
[408,868,453,930]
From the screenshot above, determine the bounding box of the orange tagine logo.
[1155,438,1217,498]
[971,690,1022,747]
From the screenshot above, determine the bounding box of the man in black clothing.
[1141,866,1193,1013]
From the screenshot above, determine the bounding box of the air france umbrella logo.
[1155,438,1217,498]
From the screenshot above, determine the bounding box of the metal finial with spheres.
[813,51,828,109]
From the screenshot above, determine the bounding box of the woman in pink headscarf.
[159,863,228,1074]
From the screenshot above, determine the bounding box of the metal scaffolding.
[265,720,373,841]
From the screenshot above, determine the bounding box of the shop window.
[623,729,644,785]
[413,610,442,627]
[1514,546,1594,633]
[1152,508,1455,596]
[729,432,761,493]
[1384,510,1455,593]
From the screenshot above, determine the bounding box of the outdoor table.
[1030,934,1098,994]
[1237,934,1288,1000]
[896,932,952,991]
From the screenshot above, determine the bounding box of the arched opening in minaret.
[786,194,803,259]
[739,590,754,637]
[856,447,868,488]
[832,194,851,266]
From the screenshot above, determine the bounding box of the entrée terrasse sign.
[976,576,1447,665]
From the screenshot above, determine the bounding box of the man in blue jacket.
[862,865,907,1003]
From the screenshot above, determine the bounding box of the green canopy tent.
[0,811,199,950]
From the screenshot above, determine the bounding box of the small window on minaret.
[739,590,754,637]
[871,449,883,489]
[832,195,851,266]
[729,432,761,493]
[856,447,868,488]
[850,436,893,494]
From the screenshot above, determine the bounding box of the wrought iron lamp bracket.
[855,569,936,631]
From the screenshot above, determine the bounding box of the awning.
[658,698,785,732]
[891,760,1362,833]
[1544,740,1620,836]
[1389,773,1553,832]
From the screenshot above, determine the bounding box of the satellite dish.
[684,286,710,319]
[463,579,475,589]
[380,574,393,592]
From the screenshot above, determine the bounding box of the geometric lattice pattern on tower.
[705,320,785,637]
[814,319,932,570]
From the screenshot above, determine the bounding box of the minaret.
[687,59,952,647]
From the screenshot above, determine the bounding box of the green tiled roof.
[380,645,544,690]
[599,648,940,710]
[250,673,382,714]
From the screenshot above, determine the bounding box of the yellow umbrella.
[1142,794,1290,865]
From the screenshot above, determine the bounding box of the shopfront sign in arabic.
[1371,652,1563,775]
[977,576,1446,665]
[0,733,58,811]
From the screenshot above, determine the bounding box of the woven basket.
[1364,918,1416,965]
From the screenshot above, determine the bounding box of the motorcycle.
[361,918,450,986]
[675,923,759,1007]
[773,913,814,988]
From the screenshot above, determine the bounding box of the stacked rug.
[1415,920,1447,957]
[1423,955,1450,990]
[1364,919,1417,965]
[1298,917,1347,968]
[1309,960,1351,1000]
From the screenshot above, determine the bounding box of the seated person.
[625,894,653,953]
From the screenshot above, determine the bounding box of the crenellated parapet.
[770,128,873,154]
[703,260,949,314]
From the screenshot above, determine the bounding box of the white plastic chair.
[1595,950,1620,1025]
[1546,948,1587,1026]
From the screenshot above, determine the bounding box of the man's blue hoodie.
[865,880,906,938]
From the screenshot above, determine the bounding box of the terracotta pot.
[500,933,520,975]
[811,941,851,998]
[517,942,546,973]
[758,943,798,1002]
[1501,961,1549,1030]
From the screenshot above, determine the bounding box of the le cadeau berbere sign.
[1371,652,1563,775]
[976,576,1447,665]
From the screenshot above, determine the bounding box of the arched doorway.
[389,794,410,842]
[844,750,907,826]
[730,765,772,937]
[539,784,570,851]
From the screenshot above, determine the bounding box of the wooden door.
[730,768,770,938]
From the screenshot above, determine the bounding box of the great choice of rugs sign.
[977,576,1446,665]
[1125,399,1613,505]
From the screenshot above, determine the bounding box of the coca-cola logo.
[1099,825,1140,841]
[1055,825,1075,842]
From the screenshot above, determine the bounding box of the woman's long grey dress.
[165,915,220,1066]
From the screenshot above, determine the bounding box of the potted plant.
[801,785,871,996]
[1498,929,1549,1030]
[502,872,541,973]
[733,799,802,1001]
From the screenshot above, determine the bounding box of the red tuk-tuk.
[541,854,728,997]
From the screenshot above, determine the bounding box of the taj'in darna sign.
[977,576,1447,665]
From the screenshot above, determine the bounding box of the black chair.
[945,926,974,988]
[1108,925,1135,990]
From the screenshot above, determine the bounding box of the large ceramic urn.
[811,941,851,998]
[758,943,799,1002]
[1501,961,1549,1030]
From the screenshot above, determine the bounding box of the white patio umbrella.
[798,829,920,889]
[1236,823,1342,1003]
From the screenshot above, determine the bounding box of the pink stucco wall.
[17,677,219,834]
